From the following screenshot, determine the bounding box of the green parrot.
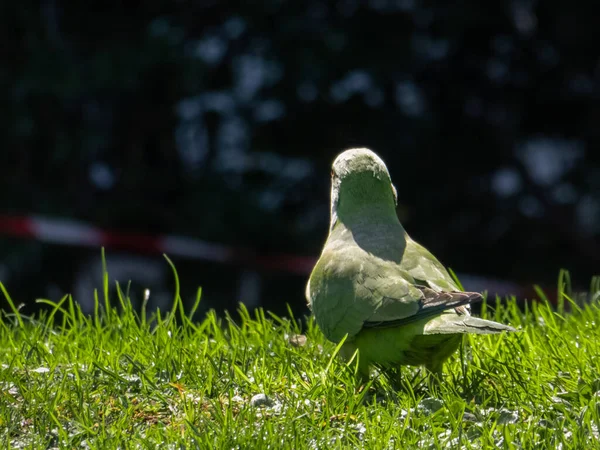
[306,148,516,380]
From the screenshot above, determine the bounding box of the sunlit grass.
[1,256,599,448]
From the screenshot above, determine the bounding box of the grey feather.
[424,315,518,335]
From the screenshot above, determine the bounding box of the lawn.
[1,259,599,449]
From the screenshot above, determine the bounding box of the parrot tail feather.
[424,315,517,335]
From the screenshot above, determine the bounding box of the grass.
[1,258,599,449]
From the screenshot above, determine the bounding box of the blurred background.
[1,0,598,318]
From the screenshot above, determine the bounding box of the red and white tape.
[0,214,543,299]
[0,214,316,275]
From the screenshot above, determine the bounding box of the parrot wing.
[361,278,516,334]
[309,249,498,342]
[309,249,516,343]
[362,287,480,329]
[400,235,462,292]
[308,250,421,342]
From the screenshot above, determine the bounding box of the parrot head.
[330,148,398,231]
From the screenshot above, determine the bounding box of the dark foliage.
[1,0,598,314]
